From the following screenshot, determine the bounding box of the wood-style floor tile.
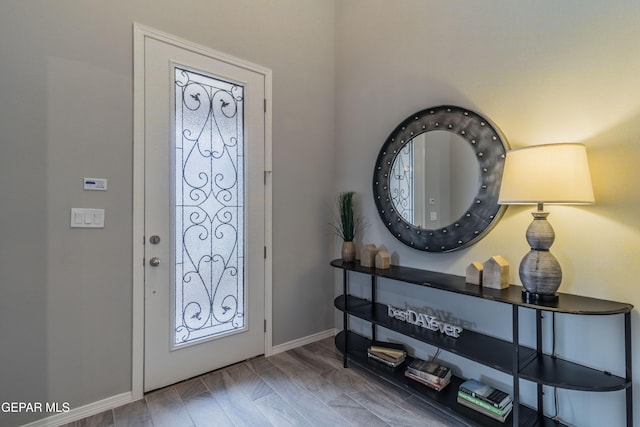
[324,393,390,427]
[396,394,470,427]
[58,410,114,427]
[81,411,115,427]
[65,336,469,427]
[257,365,353,427]
[174,378,233,427]
[145,387,193,427]
[266,351,333,395]
[253,391,313,426]
[200,368,272,426]
[112,399,153,427]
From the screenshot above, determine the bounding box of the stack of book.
[404,358,451,391]
[457,379,513,423]
[367,342,406,368]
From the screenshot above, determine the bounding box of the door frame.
[132,23,273,399]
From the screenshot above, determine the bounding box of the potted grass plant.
[330,191,363,263]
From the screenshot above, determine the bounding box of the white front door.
[138,28,268,392]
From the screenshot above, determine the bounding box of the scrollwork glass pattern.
[390,143,414,223]
[174,66,245,345]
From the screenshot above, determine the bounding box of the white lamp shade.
[498,143,595,205]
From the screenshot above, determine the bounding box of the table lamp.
[498,143,595,302]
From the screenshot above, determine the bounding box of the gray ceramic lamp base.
[520,211,562,302]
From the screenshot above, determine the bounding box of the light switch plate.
[70,208,105,228]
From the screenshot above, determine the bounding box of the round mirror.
[373,105,509,252]
[390,130,480,229]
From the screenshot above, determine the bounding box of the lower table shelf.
[336,330,567,427]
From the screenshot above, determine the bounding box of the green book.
[459,379,511,409]
[457,397,511,423]
[457,391,512,417]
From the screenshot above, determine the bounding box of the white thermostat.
[83,177,107,191]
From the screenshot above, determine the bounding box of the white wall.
[335,1,640,426]
[0,1,335,425]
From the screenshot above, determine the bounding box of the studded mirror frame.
[373,105,509,252]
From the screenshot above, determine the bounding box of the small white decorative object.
[483,256,510,289]
[465,261,483,286]
[375,250,391,269]
[360,244,377,267]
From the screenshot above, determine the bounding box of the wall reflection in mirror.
[390,131,479,229]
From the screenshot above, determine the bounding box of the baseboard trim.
[269,328,336,355]
[20,392,133,427]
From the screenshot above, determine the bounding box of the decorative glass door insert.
[173,66,245,346]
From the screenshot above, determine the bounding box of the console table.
[331,259,633,427]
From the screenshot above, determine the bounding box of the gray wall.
[3,1,640,426]
[0,1,335,425]
[335,1,640,426]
